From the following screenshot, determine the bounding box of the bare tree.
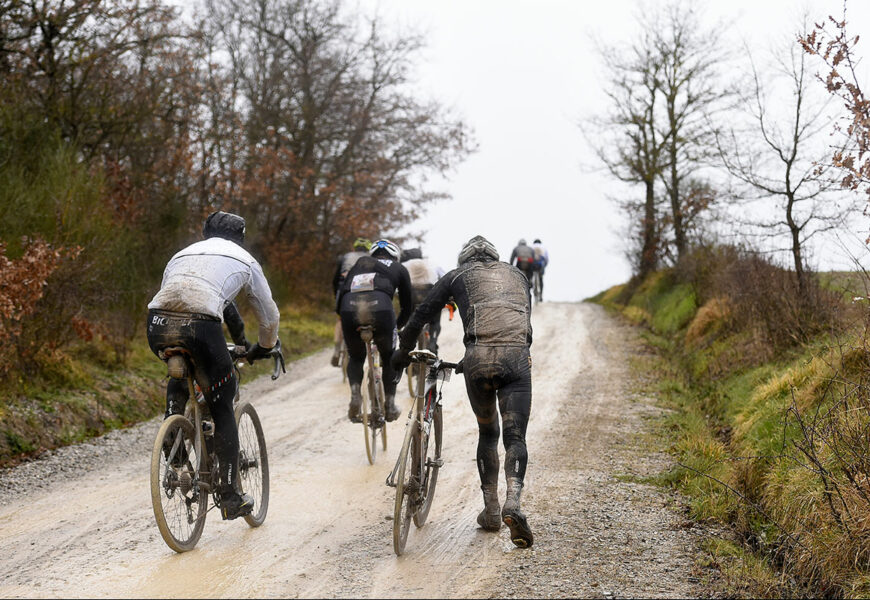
[716,22,857,294]
[199,0,472,287]
[585,29,667,279]
[651,1,729,262]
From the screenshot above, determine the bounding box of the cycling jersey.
[337,255,413,328]
[399,260,532,349]
[148,238,280,348]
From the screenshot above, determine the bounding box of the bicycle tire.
[377,371,388,451]
[362,369,375,464]
[406,362,415,397]
[150,414,207,552]
[413,400,442,527]
[393,412,419,556]
[235,401,270,527]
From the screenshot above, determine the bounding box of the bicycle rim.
[362,371,374,464]
[236,402,270,527]
[150,415,207,553]
[414,402,442,527]
[393,415,419,555]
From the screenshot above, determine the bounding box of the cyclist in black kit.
[336,239,413,423]
[391,235,534,548]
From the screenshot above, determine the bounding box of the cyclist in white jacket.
[147,211,280,520]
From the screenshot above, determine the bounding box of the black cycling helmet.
[203,211,246,245]
[458,235,499,265]
[401,247,423,262]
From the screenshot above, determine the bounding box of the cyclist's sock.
[348,384,363,422]
[384,393,401,422]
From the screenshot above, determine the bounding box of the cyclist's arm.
[245,261,280,348]
[223,301,248,347]
[395,263,414,329]
[398,275,452,352]
[331,257,343,296]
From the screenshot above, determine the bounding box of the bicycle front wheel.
[393,414,420,556]
[414,400,442,527]
[236,401,270,527]
[150,415,207,553]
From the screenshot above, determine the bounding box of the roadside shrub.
[680,244,844,352]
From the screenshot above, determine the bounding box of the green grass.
[590,265,870,597]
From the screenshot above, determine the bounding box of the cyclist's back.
[400,247,445,353]
[509,239,535,280]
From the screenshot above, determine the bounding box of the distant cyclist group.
[147,211,549,549]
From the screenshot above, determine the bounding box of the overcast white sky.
[356,0,870,302]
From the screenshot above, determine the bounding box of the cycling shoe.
[502,508,534,548]
[220,490,254,520]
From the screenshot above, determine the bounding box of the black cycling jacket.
[399,259,532,351]
[336,255,414,328]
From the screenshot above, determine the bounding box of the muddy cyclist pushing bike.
[147,210,282,521]
[392,235,535,548]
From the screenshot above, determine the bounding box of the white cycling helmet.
[370,239,401,261]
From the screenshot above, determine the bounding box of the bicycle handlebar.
[228,341,287,380]
[408,349,460,372]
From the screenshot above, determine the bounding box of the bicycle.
[150,342,285,553]
[387,349,459,556]
[405,324,430,397]
[358,325,387,464]
[530,269,543,303]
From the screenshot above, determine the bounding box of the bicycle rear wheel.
[413,400,442,527]
[362,369,375,464]
[406,363,415,397]
[150,414,207,552]
[393,414,420,556]
[377,373,388,451]
[235,401,270,527]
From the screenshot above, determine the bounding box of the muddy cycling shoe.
[477,485,501,531]
[348,384,363,423]
[219,490,254,520]
[384,393,401,422]
[330,352,340,367]
[477,508,502,531]
[502,508,534,548]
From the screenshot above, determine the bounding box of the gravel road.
[0,302,712,598]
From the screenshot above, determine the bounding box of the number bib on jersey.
[350,272,376,292]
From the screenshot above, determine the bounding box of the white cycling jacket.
[403,257,444,287]
[147,238,280,348]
